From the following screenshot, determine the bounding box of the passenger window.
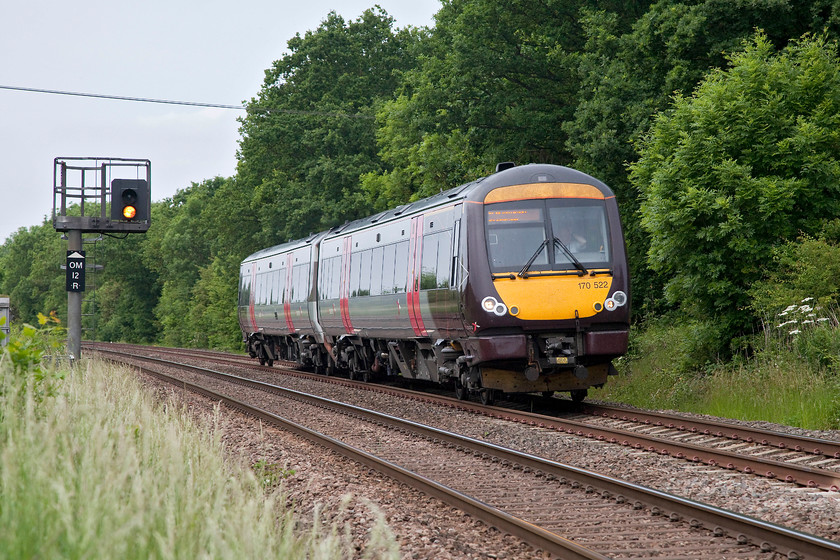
[436,231,452,288]
[370,246,384,296]
[394,241,409,293]
[350,252,361,297]
[421,234,438,290]
[359,250,372,296]
[382,244,396,294]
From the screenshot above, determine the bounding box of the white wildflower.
[798,305,813,313]
[802,320,814,325]
[817,318,830,323]
[789,329,802,335]
[784,304,798,313]
[801,297,814,303]
[777,320,797,328]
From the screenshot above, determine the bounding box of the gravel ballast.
[135,357,840,558]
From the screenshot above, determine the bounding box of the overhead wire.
[0,84,374,119]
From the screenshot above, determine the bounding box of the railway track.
[90,343,840,493]
[91,346,840,559]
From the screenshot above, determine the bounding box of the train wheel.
[454,379,468,401]
[479,388,497,406]
[266,359,274,367]
[258,355,266,366]
[570,389,587,403]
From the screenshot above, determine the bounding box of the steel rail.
[581,403,840,460]
[97,348,840,560]
[105,350,608,560]
[88,343,840,492]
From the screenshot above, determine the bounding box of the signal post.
[53,157,151,360]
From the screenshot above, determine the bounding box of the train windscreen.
[486,199,611,273]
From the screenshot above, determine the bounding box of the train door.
[239,262,258,333]
[407,215,429,337]
[308,241,325,341]
[340,236,354,334]
[283,253,295,333]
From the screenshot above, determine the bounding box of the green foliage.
[750,227,840,316]
[5,3,840,381]
[596,315,840,429]
[0,222,67,326]
[0,359,386,558]
[566,0,840,316]
[1,312,66,406]
[237,8,422,245]
[634,33,840,337]
[252,459,296,489]
[187,253,243,350]
[365,0,647,206]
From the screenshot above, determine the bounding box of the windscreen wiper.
[518,238,549,278]
[553,237,589,276]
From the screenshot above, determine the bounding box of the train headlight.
[603,291,628,312]
[481,296,508,316]
[612,291,628,306]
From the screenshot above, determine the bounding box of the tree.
[565,0,840,316]
[237,8,423,245]
[366,0,652,209]
[633,33,840,336]
[0,222,66,326]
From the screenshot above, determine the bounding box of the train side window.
[277,267,286,303]
[436,231,452,288]
[299,264,310,302]
[270,269,280,305]
[381,243,396,294]
[319,259,329,300]
[421,234,438,290]
[321,257,338,300]
[370,246,384,296]
[359,250,372,296]
[239,269,251,306]
[350,252,361,297]
[256,273,266,305]
[394,241,409,293]
[331,257,341,299]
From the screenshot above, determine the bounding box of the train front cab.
[461,172,630,402]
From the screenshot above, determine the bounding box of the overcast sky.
[0,0,440,244]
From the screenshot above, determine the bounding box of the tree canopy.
[633,33,840,330]
[3,1,840,359]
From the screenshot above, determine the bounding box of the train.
[238,163,630,404]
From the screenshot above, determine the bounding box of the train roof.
[241,164,614,262]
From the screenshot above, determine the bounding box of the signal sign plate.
[66,251,86,292]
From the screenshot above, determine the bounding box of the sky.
[0,0,441,244]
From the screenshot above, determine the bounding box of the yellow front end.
[492,273,614,321]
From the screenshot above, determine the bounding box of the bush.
[750,230,840,316]
[0,312,66,408]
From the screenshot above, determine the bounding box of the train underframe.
[245,330,620,404]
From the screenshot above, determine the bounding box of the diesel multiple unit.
[238,163,630,403]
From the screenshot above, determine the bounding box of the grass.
[592,315,840,430]
[0,352,399,559]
